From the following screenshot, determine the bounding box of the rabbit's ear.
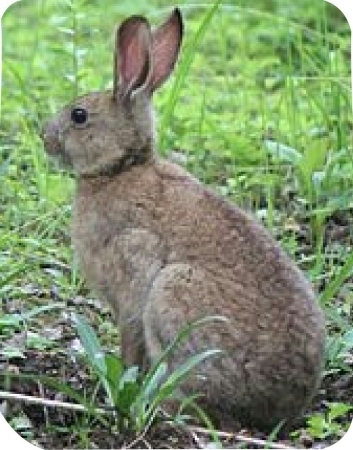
[114,16,152,101]
[148,8,183,93]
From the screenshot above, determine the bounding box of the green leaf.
[105,353,124,386]
[161,349,222,391]
[263,139,302,164]
[133,361,169,427]
[119,365,139,389]
[153,315,228,371]
[72,313,120,407]
[328,402,353,421]
[116,367,141,415]
[72,313,106,375]
[340,330,353,352]
[138,361,168,405]
[0,313,22,329]
[306,414,327,438]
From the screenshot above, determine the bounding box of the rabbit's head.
[42,9,183,176]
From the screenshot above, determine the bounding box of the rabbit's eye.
[71,107,88,125]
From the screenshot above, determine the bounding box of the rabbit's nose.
[41,121,60,144]
[40,121,63,156]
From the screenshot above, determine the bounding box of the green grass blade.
[319,251,353,305]
[72,313,107,376]
[159,0,222,148]
[72,313,115,407]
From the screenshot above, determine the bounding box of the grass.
[72,313,224,434]
[1,0,353,448]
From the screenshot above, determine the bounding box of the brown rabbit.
[42,8,325,430]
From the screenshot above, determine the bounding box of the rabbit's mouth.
[41,128,73,169]
[45,148,74,175]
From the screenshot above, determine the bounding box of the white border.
[0,0,352,448]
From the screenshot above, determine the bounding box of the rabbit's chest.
[72,198,165,302]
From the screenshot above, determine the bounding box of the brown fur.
[42,8,325,430]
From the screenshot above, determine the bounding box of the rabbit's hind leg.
[142,263,232,419]
[143,263,220,365]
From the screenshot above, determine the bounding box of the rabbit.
[42,8,326,431]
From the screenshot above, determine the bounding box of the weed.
[72,313,224,433]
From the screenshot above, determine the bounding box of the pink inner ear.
[150,8,183,92]
[117,17,152,99]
